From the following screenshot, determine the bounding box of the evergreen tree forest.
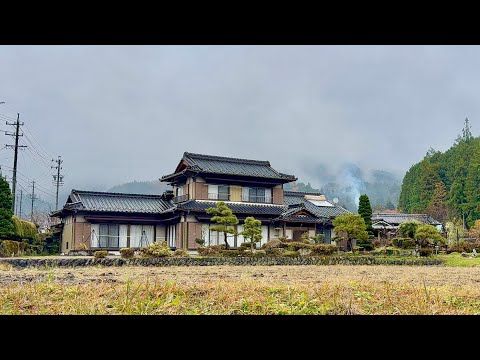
[398,119,480,227]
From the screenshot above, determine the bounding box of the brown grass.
[1,265,480,314]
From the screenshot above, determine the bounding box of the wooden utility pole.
[51,156,64,210]
[5,113,27,212]
[30,180,37,222]
[19,190,23,219]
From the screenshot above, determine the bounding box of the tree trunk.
[251,237,254,252]
[224,232,229,249]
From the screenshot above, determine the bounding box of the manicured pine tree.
[358,194,374,236]
[206,201,239,249]
[240,216,262,251]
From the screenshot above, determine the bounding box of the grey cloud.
[0,45,478,198]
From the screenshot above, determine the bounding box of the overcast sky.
[0,45,478,199]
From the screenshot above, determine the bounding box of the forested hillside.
[399,119,480,226]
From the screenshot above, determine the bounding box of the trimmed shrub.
[310,244,337,255]
[139,241,173,258]
[448,242,480,253]
[286,242,314,251]
[261,239,284,250]
[312,234,325,244]
[220,250,243,257]
[197,245,225,256]
[356,239,374,251]
[250,250,266,258]
[239,242,251,250]
[0,240,27,257]
[418,248,433,257]
[12,216,38,241]
[195,238,205,246]
[94,250,108,259]
[120,248,135,259]
[173,249,189,257]
[392,238,416,249]
[265,247,285,256]
[282,250,300,257]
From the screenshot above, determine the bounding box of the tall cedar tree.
[240,216,262,251]
[425,182,449,225]
[0,177,15,237]
[398,119,480,226]
[358,194,374,236]
[206,202,239,249]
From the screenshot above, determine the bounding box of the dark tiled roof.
[284,190,323,197]
[275,204,328,223]
[176,200,286,215]
[372,213,441,226]
[161,152,296,181]
[63,190,174,214]
[284,191,350,218]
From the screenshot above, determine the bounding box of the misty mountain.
[52,163,400,214]
[286,163,401,212]
[108,180,168,195]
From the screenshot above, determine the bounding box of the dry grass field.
[1,264,480,314]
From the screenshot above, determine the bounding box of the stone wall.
[0,256,443,268]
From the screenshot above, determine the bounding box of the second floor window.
[208,184,230,201]
[242,187,272,203]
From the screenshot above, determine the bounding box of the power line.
[22,122,52,159]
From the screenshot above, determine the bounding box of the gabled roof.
[372,213,441,226]
[60,189,175,214]
[275,203,328,223]
[161,152,297,182]
[284,191,350,218]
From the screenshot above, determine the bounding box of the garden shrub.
[0,240,27,257]
[265,247,285,256]
[312,234,325,244]
[356,239,374,251]
[392,238,416,249]
[250,250,266,258]
[261,239,284,250]
[286,242,314,251]
[281,250,300,257]
[418,248,433,257]
[173,249,189,257]
[300,232,314,244]
[352,246,362,253]
[94,250,108,259]
[120,248,135,259]
[194,238,205,246]
[220,250,243,257]
[139,241,173,258]
[448,242,480,253]
[197,245,225,256]
[12,216,38,241]
[310,244,337,255]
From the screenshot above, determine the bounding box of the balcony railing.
[208,193,230,201]
[173,194,189,203]
[241,194,273,203]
